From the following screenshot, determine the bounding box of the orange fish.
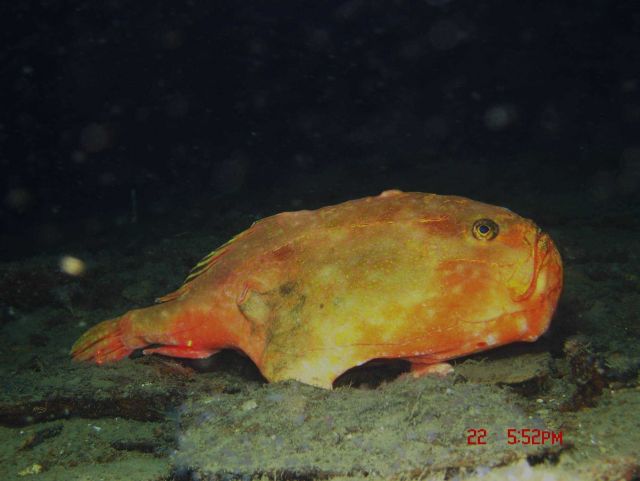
[71,190,563,388]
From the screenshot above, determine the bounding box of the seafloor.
[1,178,639,481]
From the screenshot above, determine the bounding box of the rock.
[456,352,552,385]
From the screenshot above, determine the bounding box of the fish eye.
[472,218,499,240]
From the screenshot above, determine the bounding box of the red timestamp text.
[466,428,488,445]
[466,428,563,445]
[507,428,562,445]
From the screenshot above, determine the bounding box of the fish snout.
[518,231,563,340]
[537,232,563,293]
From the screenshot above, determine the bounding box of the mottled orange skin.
[71,190,563,388]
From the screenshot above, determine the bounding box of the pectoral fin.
[143,346,220,359]
[405,360,454,378]
[238,288,273,330]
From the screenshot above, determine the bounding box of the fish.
[71,190,563,389]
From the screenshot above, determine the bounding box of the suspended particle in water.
[80,123,111,153]
[429,19,465,50]
[59,256,86,276]
[5,188,32,212]
[483,104,517,131]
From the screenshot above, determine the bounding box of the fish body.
[71,190,563,388]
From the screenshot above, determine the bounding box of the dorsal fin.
[156,227,255,303]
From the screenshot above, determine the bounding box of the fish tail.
[70,314,138,364]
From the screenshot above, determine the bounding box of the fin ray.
[70,317,133,364]
[156,227,256,303]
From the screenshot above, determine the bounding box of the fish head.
[425,196,563,355]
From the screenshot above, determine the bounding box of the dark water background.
[1,0,639,257]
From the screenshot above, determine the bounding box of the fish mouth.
[512,229,561,303]
[461,231,562,342]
